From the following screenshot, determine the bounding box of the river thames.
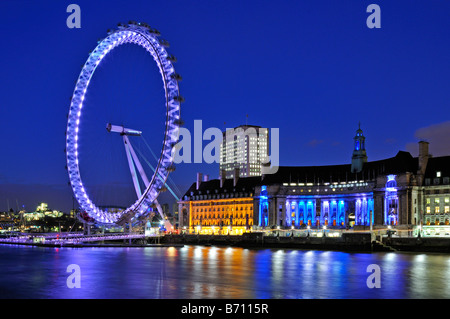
[1,244,450,299]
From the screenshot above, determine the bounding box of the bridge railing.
[0,232,148,244]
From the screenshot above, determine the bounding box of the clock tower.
[351,123,368,173]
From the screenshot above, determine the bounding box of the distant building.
[178,125,450,233]
[70,209,78,219]
[22,203,64,221]
[219,125,269,179]
[161,203,169,216]
[172,203,178,215]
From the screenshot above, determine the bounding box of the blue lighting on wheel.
[66,23,182,225]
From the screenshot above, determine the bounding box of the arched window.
[386,175,397,189]
[385,175,399,225]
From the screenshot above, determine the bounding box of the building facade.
[178,173,259,235]
[179,126,450,233]
[419,154,450,226]
[219,125,269,179]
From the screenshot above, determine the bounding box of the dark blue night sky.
[1,0,449,213]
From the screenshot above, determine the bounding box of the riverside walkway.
[0,232,150,246]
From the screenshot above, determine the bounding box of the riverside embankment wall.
[161,233,374,252]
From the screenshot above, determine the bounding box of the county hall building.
[178,126,450,234]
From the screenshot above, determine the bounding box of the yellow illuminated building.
[178,172,260,235]
[190,198,253,235]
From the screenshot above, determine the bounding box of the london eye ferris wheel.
[65,22,183,228]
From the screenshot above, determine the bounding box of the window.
[426,207,431,214]
[445,197,449,203]
[445,206,450,214]
[435,206,440,214]
[437,171,442,177]
[435,198,440,204]
[426,198,431,204]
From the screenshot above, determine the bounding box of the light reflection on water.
[1,244,450,299]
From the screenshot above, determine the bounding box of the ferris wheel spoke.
[131,139,180,201]
[123,135,143,199]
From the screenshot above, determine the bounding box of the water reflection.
[2,244,450,298]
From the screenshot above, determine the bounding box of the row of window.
[288,187,369,194]
[426,206,450,214]
[193,206,253,213]
[424,219,450,225]
[192,214,250,220]
[192,220,253,227]
[424,177,450,185]
[191,201,252,207]
[425,197,450,204]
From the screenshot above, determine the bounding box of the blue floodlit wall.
[354,197,374,226]
[286,193,374,227]
[285,198,316,226]
[259,186,269,227]
[384,174,399,225]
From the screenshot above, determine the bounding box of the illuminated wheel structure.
[65,22,183,226]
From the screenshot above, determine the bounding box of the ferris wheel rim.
[65,23,182,225]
